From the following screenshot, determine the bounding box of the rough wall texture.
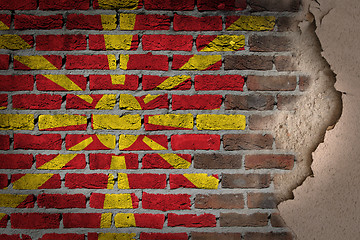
[0,0,342,239]
[280,0,360,239]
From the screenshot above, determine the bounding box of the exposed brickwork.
[0,2,302,238]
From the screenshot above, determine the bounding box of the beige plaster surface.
[279,0,360,239]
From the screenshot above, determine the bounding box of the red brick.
[66,55,115,70]
[270,212,287,227]
[220,212,268,227]
[36,154,86,170]
[222,174,271,188]
[194,154,242,169]
[223,134,273,150]
[65,173,112,189]
[37,194,86,209]
[191,232,242,240]
[171,134,220,150]
[93,0,142,9]
[244,232,293,240]
[130,214,165,229]
[249,35,292,52]
[66,94,113,110]
[120,94,168,110]
[14,134,62,150]
[0,235,31,240]
[0,0,36,10]
[89,153,138,169]
[225,55,273,70]
[0,135,9,150]
[13,94,62,110]
[172,55,222,71]
[174,14,222,31]
[36,75,86,91]
[142,192,191,211]
[0,55,9,69]
[89,193,139,209]
[172,95,222,110]
[14,55,62,70]
[36,35,86,51]
[247,192,279,209]
[65,134,115,151]
[15,15,63,30]
[119,135,168,151]
[39,0,89,10]
[125,174,167,189]
[11,174,61,189]
[245,154,295,170]
[122,53,168,71]
[63,213,106,228]
[122,14,170,30]
[11,213,60,229]
[142,75,191,91]
[0,94,6,109]
[0,174,8,189]
[142,153,191,169]
[195,194,244,209]
[195,75,244,91]
[89,35,139,51]
[142,35,193,51]
[67,14,109,30]
[0,75,34,91]
[247,75,297,91]
[89,75,138,90]
[168,213,216,227]
[140,233,188,240]
[197,0,246,11]
[248,0,300,12]
[225,94,275,110]
[0,154,33,169]
[39,233,85,240]
[0,214,8,228]
[0,15,11,29]
[144,0,194,10]
[169,174,218,189]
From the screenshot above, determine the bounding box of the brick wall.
[0,0,303,239]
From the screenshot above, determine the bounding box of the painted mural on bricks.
[0,0,303,239]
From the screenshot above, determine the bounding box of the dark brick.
[271,212,287,227]
[223,134,273,150]
[245,154,295,170]
[248,114,275,130]
[299,76,311,91]
[275,56,298,71]
[247,192,279,209]
[192,232,242,240]
[225,94,275,110]
[277,17,300,32]
[225,55,273,70]
[194,153,242,169]
[195,194,244,209]
[222,174,271,189]
[249,0,300,12]
[244,232,294,240]
[249,35,292,52]
[277,95,301,110]
[220,212,268,227]
[247,75,297,91]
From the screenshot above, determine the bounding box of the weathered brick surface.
[195,194,244,209]
[15,15,63,30]
[0,2,301,238]
[222,174,271,188]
